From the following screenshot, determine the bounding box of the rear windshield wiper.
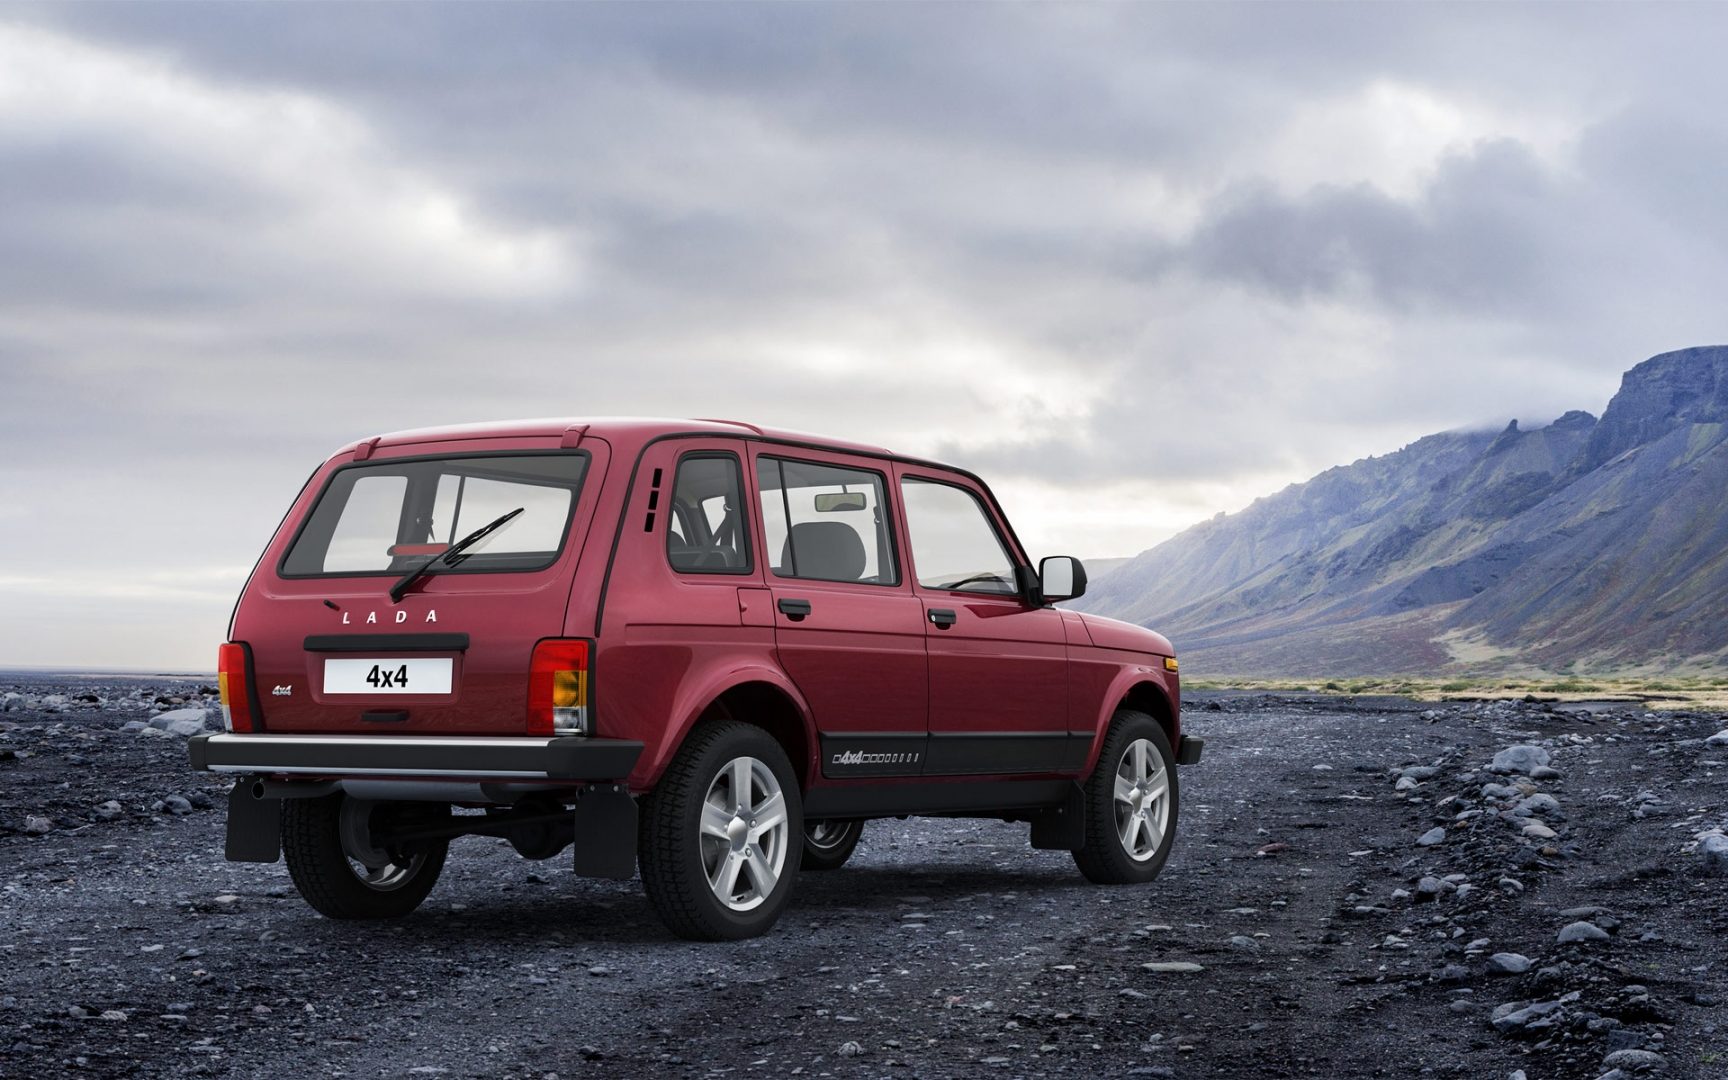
[388,507,523,603]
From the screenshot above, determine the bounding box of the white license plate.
[323,658,453,695]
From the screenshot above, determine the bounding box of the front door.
[895,468,1079,776]
[751,451,929,779]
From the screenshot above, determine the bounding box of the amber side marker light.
[1163,656,1179,673]
[217,642,257,732]
[528,639,591,735]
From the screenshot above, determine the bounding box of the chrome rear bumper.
[188,733,643,781]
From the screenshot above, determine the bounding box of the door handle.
[928,608,957,629]
[777,597,812,621]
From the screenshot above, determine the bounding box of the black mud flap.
[225,780,282,863]
[1030,781,1087,851]
[1177,737,1204,766]
[570,784,637,880]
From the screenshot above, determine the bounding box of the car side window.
[666,453,751,574]
[756,457,898,585]
[900,477,1018,595]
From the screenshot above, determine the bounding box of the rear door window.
[756,456,898,585]
[666,453,751,573]
[281,453,589,577]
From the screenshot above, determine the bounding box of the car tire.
[638,721,803,941]
[281,794,448,919]
[800,819,864,871]
[1072,709,1180,885]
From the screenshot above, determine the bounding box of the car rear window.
[280,452,590,577]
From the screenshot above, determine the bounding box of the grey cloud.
[7,5,1728,665]
[1178,140,1564,315]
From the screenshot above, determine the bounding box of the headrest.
[781,521,867,581]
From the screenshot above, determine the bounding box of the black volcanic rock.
[1077,347,1728,676]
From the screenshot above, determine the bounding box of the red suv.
[191,419,1200,939]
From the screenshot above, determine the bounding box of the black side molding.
[304,633,471,652]
[804,778,1071,818]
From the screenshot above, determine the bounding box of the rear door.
[895,467,1079,776]
[751,450,929,779]
[235,444,599,735]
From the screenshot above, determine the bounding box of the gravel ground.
[3,675,1727,1080]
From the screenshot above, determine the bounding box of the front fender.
[1079,668,1179,777]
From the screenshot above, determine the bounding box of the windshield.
[280,452,589,577]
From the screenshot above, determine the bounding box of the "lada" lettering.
[341,609,439,625]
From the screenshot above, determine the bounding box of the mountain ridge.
[1076,346,1728,677]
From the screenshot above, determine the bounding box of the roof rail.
[691,418,764,434]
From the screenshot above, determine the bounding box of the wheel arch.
[701,680,815,790]
[1080,674,1179,775]
[640,668,817,792]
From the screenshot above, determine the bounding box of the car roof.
[361,417,899,459]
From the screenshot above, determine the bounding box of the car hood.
[1077,613,1175,657]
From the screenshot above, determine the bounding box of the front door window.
[899,478,1017,595]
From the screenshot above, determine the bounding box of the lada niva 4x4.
[192,418,1201,939]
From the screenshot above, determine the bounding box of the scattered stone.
[1491,997,1566,1035]
[1522,823,1558,840]
[94,800,123,821]
[1601,1048,1668,1074]
[1487,953,1532,975]
[1515,793,1562,817]
[23,815,52,835]
[150,707,212,736]
[1558,905,1607,919]
[1416,876,1453,899]
[1416,827,1448,847]
[1530,765,1562,781]
[1395,776,1419,792]
[837,1041,865,1057]
[1227,936,1260,952]
[1141,962,1205,974]
[1557,921,1611,944]
[1490,745,1552,776]
[1704,729,1728,748]
[1699,834,1728,877]
[161,796,194,816]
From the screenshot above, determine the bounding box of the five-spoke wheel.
[1112,738,1171,862]
[1074,710,1180,884]
[282,793,449,919]
[639,721,803,940]
[800,818,864,871]
[699,756,791,911]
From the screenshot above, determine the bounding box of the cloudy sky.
[3,3,1726,670]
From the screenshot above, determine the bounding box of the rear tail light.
[217,642,257,732]
[528,639,590,736]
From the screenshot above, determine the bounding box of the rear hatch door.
[234,444,599,735]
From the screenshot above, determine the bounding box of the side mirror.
[1038,555,1087,603]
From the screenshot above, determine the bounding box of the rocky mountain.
[1076,346,1728,677]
